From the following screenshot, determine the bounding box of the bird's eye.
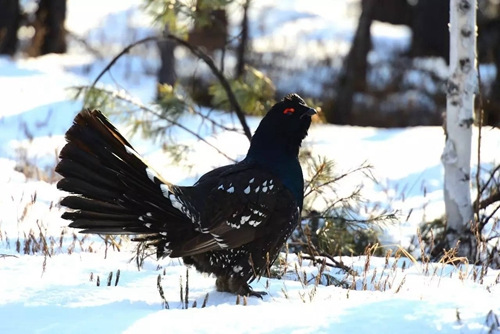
[283,108,295,115]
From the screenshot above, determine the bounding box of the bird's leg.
[216,276,267,299]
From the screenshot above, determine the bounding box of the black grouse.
[56,93,316,297]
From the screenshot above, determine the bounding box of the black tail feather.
[57,177,120,202]
[60,196,129,214]
[62,210,138,222]
[56,158,119,190]
[56,109,193,250]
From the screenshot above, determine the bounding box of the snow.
[0,0,499,333]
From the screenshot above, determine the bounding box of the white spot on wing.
[125,146,136,155]
[146,168,157,182]
[160,184,170,197]
[244,185,250,194]
[252,209,266,217]
[249,220,262,227]
[227,186,234,193]
[168,193,184,212]
[218,184,224,190]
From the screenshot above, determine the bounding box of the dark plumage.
[56,93,316,297]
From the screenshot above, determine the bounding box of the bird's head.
[249,93,316,157]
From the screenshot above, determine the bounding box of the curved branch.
[163,33,252,141]
[90,34,252,141]
[91,36,158,89]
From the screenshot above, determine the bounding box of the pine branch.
[72,85,237,162]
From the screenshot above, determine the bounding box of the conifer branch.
[89,34,252,141]
[73,85,237,162]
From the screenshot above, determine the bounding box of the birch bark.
[441,0,477,259]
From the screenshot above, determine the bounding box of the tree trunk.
[326,0,374,124]
[441,0,477,261]
[369,0,412,26]
[157,26,177,90]
[29,0,66,57]
[235,0,250,78]
[411,0,450,62]
[0,0,20,55]
[481,18,500,126]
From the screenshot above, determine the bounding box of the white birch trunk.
[441,0,477,259]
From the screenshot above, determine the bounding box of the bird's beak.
[301,107,317,119]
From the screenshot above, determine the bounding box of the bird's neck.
[246,133,304,209]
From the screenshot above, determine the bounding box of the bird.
[56,93,316,298]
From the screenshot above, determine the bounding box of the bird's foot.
[244,289,267,299]
[216,276,267,299]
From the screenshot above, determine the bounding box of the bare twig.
[90,36,157,88]
[65,29,104,59]
[481,203,500,231]
[300,253,357,276]
[477,165,500,197]
[304,163,372,198]
[0,254,18,258]
[475,64,484,222]
[193,108,242,133]
[478,193,500,211]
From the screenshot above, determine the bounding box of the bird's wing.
[169,166,288,257]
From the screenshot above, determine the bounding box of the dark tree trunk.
[29,0,66,56]
[410,0,449,62]
[327,0,374,124]
[236,0,250,78]
[157,26,177,90]
[484,35,500,126]
[368,0,412,26]
[0,0,20,55]
[478,14,500,126]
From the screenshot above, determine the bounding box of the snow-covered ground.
[0,1,499,333]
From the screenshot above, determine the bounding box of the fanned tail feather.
[56,110,192,254]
